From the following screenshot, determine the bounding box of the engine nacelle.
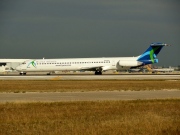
[119,60,142,67]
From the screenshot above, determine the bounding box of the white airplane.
[15,43,170,75]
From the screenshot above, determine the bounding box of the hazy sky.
[0,0,179,66]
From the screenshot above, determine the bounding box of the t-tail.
[137,42,170,65]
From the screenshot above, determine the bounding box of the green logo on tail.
[150,47,159,63]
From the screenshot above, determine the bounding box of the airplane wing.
[80,66,103,71]
[80,66,111,71]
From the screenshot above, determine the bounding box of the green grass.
[0,99,180,135]
[0,80,180,92]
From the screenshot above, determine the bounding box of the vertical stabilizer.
[137,42,169,65]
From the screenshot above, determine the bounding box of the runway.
[0,75,179,102]
[0,74,180,80]
[0,90,179,102]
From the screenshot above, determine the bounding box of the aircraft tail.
[137,42,170,65]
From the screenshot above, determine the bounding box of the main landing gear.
[19,72,26,75]
[95,71,102,75]
[47,73,51,75]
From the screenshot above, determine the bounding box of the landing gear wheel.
[95,71,102,75]
[19,72,26,75]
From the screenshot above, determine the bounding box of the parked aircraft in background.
[0,59,29,72]
[144,64,174,73]
[15,43,170,75]
[0,59,29,65]
[128,65,174,73]
[151,68,174,73]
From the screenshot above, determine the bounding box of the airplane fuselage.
[16,57,142,72]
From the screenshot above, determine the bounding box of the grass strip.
[0,99,180,135]
[0,80,180,92]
